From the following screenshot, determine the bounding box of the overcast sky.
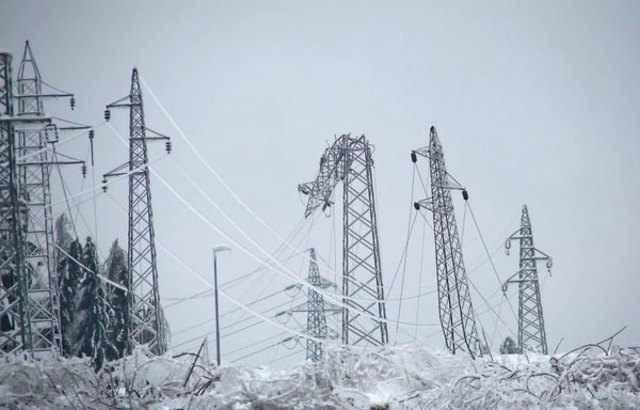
[1,1,638,366]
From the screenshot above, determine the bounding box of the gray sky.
[1,1,639,365]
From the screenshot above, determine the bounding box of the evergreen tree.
[54,215,74,269]
[59,239,83,357]
[75,236,113,369]
[500,336,518,355]
[103,239,129,360]
[55,214,83,357]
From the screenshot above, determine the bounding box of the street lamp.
[212,244,231,366]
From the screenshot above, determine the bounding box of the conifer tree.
[54,214,74,259]
[103,239,129,360]
[55,214,83,357]
[75,237,113,369]
[59,239,83,357]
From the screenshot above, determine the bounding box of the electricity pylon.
[503,205,552,354]
[412,126,481,359]
[0,45,81,356]
[276,248,341,362]
[103,68,170,355]
[0,50,30,354]
[15,41,83,355]
[299,135,388,346]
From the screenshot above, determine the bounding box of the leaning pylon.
[412,126,482,359]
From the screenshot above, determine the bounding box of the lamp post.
[212,244,231,366]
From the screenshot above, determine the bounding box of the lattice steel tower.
[104,68,170,355]
[277,248,340,362]
[0,44,78,355]
[412,126,481,358]
[299,135,388,346]
[0,50,30,354]
[15,41,80,354]
[503,205,552,354]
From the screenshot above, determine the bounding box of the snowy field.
[1,343,639,409]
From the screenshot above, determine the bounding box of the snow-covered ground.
[1,343,639,409]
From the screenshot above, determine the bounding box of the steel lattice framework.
[299,134,388,346]
[0,51,31,354]
[104,68,169,355]
[15,42,63,354]
[278,248,340,362]
[0,44,81,356]
[503,205,552,354]
[413,126,481,359]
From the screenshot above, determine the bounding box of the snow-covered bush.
[1,343,639,409]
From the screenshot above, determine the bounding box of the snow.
[1,343,639,409]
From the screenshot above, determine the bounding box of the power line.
[100,133,447,358]
[140,76,342,280]
[223,332,288,358]
[466,202,519,324]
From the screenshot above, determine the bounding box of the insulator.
[285,283,301,298]
[411,152,417,163]
[165,140,172,153]
[414,202,421,211]
[275,311,290,323]
[462,189,469,201]
[104,109,111,121]
[81,164,87,178]
[102,184,108,193]
[70,96,76,110]
[282,336,299,349]
[89,129,94,139]
[44,125,59,143]
[501,283,509,293]
[505,239,511,255]
[546,258,553,269]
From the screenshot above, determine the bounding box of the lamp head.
[213,244,232,253]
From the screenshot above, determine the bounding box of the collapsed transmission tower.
[412,126,481,359]
[299,134,388,346]
[103,68,170,355]
[503,205,552,354]
[277,248,341,362]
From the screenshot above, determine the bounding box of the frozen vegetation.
[1,342,639,409]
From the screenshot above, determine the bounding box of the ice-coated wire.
[141,75,343,277]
